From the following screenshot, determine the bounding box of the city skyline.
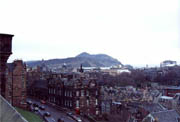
[0,0,179,67]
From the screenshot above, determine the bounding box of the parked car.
[33,103,39,107]
[34,107,39,112]
[66,112,73,117]
[76,117,82,122]
[26,100,32,105]
[44,112,51,117]
[40,105,45,110]
[72,116,82,122]
[41,100,46,104]
[30,106,34,111]
[57,118,64,122]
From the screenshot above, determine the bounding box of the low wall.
[0,95,28,122]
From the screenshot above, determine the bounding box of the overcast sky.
[0,0,179,67]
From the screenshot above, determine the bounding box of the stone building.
[5,60,27,109]
[0,34,13,97]
[26,65,51,97]
[30,79,48,100]
[47,72,101,117]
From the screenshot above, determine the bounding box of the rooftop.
[151,110,180,122]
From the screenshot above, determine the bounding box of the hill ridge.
[26,52,122,68]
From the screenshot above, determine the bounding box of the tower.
[0,33,13,97]
[79,64,84,73]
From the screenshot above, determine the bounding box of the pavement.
[27,98,76,122]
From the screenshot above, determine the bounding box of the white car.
[34,107,39,112]
[76,118,82,122]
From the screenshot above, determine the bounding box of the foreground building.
[0,34,13,97]
[0,33,27,122]
[5,60,27,109]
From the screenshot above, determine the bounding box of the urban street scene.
[0,0,180,122]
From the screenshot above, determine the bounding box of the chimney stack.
[0,33,14,97]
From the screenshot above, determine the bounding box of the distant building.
[160,60,177,67]
[47,72,101,117]
[163,86,180,97]
[5,60,27,109]
[101,100,111,114]
[101,67,131,76]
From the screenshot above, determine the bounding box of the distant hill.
[26,52,122,68]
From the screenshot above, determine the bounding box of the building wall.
[47,74,101,117]
[5,60,27,109]
[5,71,13,104]
[165,89,180,97]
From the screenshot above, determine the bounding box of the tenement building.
[5,60,27,109]
[47,72,101,117]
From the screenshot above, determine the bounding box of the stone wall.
[0,95,27,122]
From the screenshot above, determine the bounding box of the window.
[54,89,56,94]
[96,110,99,115]
[21,71,25,89]
[70,101,72,107]
[76,91,79,97]
[96,99,98,105]
[81,90,84,97]
[51,88,52,94]
[76,100,79,107]
[69,91,72,97]
[50,97,52,102]
[87,100,89,106]
[86,91,89,96]
[22,91,25,96]
[56,89,59,95]
[96,91,98,96]
[59,90,61,96]
[67,91,69,97]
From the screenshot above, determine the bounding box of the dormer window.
[90,82,95,87]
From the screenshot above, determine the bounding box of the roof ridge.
[152,109,176,114]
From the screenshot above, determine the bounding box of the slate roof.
[151,110,180,122]
[141,103,166,113]
[64,79,75,86]
[82,79,89,85]
[164,86,180,90]
[33,80,48,89]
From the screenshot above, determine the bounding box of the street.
[27,98,76,122]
